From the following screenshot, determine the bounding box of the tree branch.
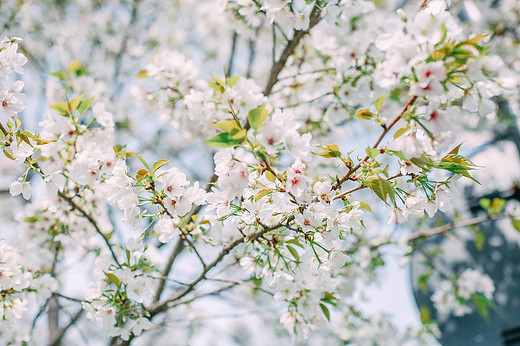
[148,220,286,316]
[50,308,84,346]
[262,6,322,96]
[333,172,403,200]
[58,192,121,267]
[227,31,238,77]
[333,95,417,190]
[407,213,505,242]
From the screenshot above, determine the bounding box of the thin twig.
[206,277,274,296]
[167,284,237,307]
[148,218,288,316]
[153,238,185,302]
[58,192,121,267]
[282,92,334,108]
[227,31,238,77]
[407,214,505,242]
[153,173,217,302]
[333,95,417,190]
[50,308,84,346]
[112,0,141,90]
[263,6,322,96]
[333,173,402,200]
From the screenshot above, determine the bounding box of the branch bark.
[262,7,322,96]
[333,95,417,190]
[58,192,121,267]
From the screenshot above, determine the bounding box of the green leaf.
[265,170,276,183]
[137,70,149,78]
[204,133,244,148]
[78,96,95,114]
[437,22,447,46]
[420,306,431,323]
[210,74,225,88]
[212,120,241,133]
[229,128,247,140]
[512,219,520,232]
[49,101,69,115]
[471,293,493,321]
[227,74,241,88]
[313,144,342,158]
[287,238,303,248]
[319,303,331,322]
[136,168,148,182]
[247,104,268,131]
[3,148,15,160]
[460,33,488,47]
[208,81,224,94]
[479,198,491,210]
[287,245,300,262]
[365,177,393,204]
[255,188,271,202]
[151,159,169,176]
[375,94,386,113]
[49,70,65,80]
[135,154,151,171]
[489,198,506,215]
[24,216,40,223]
[447,143,463,156]
[67,60,81,73]
[359,201,372,212]
[418,273,430,292]
[387,149,412,163]
[393,125,411,140]
[354,108,373,120]
[104,272,121,288]
[475,231,485,250]
[69,93,84,111]
[366,147,379,160]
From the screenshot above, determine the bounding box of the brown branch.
[112,0,141,87]
[147,219,287,316]
[50,308,84,346]
[206,277,274,296]
[227,31,238,77]
[153,238,184,303]
[333,172,402,200]
[0,122,8,136]
[333,95,417,190]
[407,213,505,242]
[152,173,217,301]
[167,283,237,307]
[58,192,121,267]
[48,295,60,345]
[262,6,322,96]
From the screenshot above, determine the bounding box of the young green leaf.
[247,104,268,131]
[354,108,373,120]
[69,93,85,111]
[375,93,386,113]
[512,219,520,232]
[287,245,300,262]
[320,303,331,322]
[49,101,69,115]
[137,70,149,78]
[212,120,241,133]
[104,272,121,288]
[227,74,241,88]
[151,159,169,176]
[78,96,95,114]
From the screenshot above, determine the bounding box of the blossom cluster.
[432,269,494,320]
[0,0,516,343]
